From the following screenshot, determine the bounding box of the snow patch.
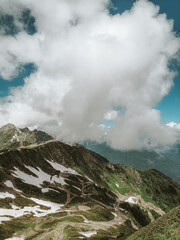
[79,231,97,237]
[12,166,67,188]
[72,185,81,191]
[41,188,49,193]
[0,198,64,224]
[4,180,14,188]
[46,159,78,175]
[10,133,20,142]
[86,176,92,182]
[125,197,138,204]
[111,212,117,217]
[51,175,66,185]
[41,188,60,193]
[4,180,22,193]
[5,237,25,240]
[0,192,15,199]
[30,198,63,212]
[0,217,12,224]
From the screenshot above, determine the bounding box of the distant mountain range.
[165,143,180,164]
[84,142,180,184]
[0,124,179,239]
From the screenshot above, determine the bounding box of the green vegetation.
[0,217,35,240]
[63,225,82,239]
[105,172,138,195]
[119,202,151,227]
[49,211,67,218]
[40,215,84,230]
[63,224,136,240]
[150,209,161,220]
[127,205,180,240]
[140,169,180,212]
[124,219,133,228]
[26,232,41,240]
[75,165,108,188]
[58,215,84,223]
[40,219,60,229]
[76,206,114,221]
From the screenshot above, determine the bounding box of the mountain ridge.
[0,123,53,151]
[84,141,180,184]
[0,124,179,239]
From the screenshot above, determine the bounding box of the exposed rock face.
[0,123,53,151]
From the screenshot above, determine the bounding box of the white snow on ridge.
[41,188,50,193]
[46,159,78,175]
[79,231,97,237]
[111,212,117,217]
[0,192,15,199]
[10,133,20,143]
[41,188,60,193]
[30,198,64,212]
[0,198,64,224]
[12,166,67,188]
[5,236,25,240]
[125,197,138,204]
[4,180,14,188]
[0,217,11,224]
[86,176,93,182]
[4,180,22,193]
[51,175,66,185]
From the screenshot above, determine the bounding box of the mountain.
[0,139,179,239]
[0,123,53,151]
[84,142,180,184]
[165,143,180,164]
[0,124,179,239]
[127,205,180,240]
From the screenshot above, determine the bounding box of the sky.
[111,0,180,124]
[0,0,179,151]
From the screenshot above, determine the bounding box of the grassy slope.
[74,147,180,213]
[127,205,180,240]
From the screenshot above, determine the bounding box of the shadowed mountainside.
[84,141,180,184]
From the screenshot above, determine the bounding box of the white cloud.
[167,122,180,130]
[104,110,118,120]
[0,0,179,150]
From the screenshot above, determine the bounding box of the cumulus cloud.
[0,0,179,150]
[167,122,180,130]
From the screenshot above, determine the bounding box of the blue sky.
[0,0,179,124]
[111,0,180,123]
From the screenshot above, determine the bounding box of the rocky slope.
[0,123,53,151]
[0,124,180,239]
[84,142,180,184]
[0,139,179,239]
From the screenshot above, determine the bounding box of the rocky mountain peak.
[0,123,17,132]
[0,123,53,151]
